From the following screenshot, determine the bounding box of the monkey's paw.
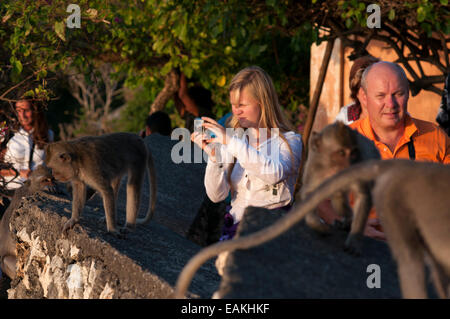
[62,218,79,233]
[106,229,126,239]
[120,224,136,235]
[343,235,363,256]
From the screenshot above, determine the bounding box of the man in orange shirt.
[352,61,449,163]
[320,61,450,240]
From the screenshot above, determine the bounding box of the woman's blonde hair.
[226,66,297,190]
[228,66,294,132]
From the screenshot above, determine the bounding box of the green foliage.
[2,0,447,134]
[332,0,449,37]
[1,0,313,131]
[116,79,183,133]
[118,82,162,133]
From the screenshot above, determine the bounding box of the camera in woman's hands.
[194,118,216,139]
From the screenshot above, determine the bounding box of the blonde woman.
[191,66,302,240]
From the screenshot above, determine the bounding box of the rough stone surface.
[214,207,438,298]
[7,193,220,299]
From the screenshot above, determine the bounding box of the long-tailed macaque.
[173,160,450,299]
[300,121,380,234]
[0,165,54,279]
[45,133,157,236]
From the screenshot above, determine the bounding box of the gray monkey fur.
[45,133,157,236]
[300,121,380,233]
[0,165,54,279]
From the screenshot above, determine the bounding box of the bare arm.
[0,168,29,178]
[173,94,186,117]
[178,73,199,117]
[0,168,15,176]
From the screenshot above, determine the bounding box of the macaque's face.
[44,143,76,182]
[311,124,358,177]
[28,165,55,190]
[322,139,353,174]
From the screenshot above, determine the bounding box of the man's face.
[360,65,409,132]
[15,100,33,129]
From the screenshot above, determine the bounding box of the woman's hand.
[190,130,217,159]
[19,169,32,179]
[201,117,229,145]
[191,130,207,150]
[364,218,386,241]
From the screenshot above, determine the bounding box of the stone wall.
[7,192,220,299]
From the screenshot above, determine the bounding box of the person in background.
[353,62,450,164]
[0,98,53,199]
[335,55,380,125]
[174,73,215,133]
[436,73,450,136]
[140,111,172,137]
[321,61,450,240]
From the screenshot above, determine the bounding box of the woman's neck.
[22,125,33,132]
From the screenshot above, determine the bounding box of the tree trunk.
[149,69,179,114]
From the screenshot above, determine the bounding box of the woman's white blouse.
[3,128,54,190]
[204,130,303,224]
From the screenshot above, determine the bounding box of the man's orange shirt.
[349,114,450,219]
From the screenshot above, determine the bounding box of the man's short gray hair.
[360,61,409,92]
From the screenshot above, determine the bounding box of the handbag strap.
[407,139,415,160]
[28,139,35,170]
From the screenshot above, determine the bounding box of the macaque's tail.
[137,150,157,225]
[173,159,393,298]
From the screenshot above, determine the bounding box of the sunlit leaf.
[54,21,66,41]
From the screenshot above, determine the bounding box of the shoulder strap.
[407,139,415,160]
[28,139,35,169]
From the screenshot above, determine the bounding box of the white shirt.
[3,128,54,190]
[204,130,302,224]
[335,103,355,125]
